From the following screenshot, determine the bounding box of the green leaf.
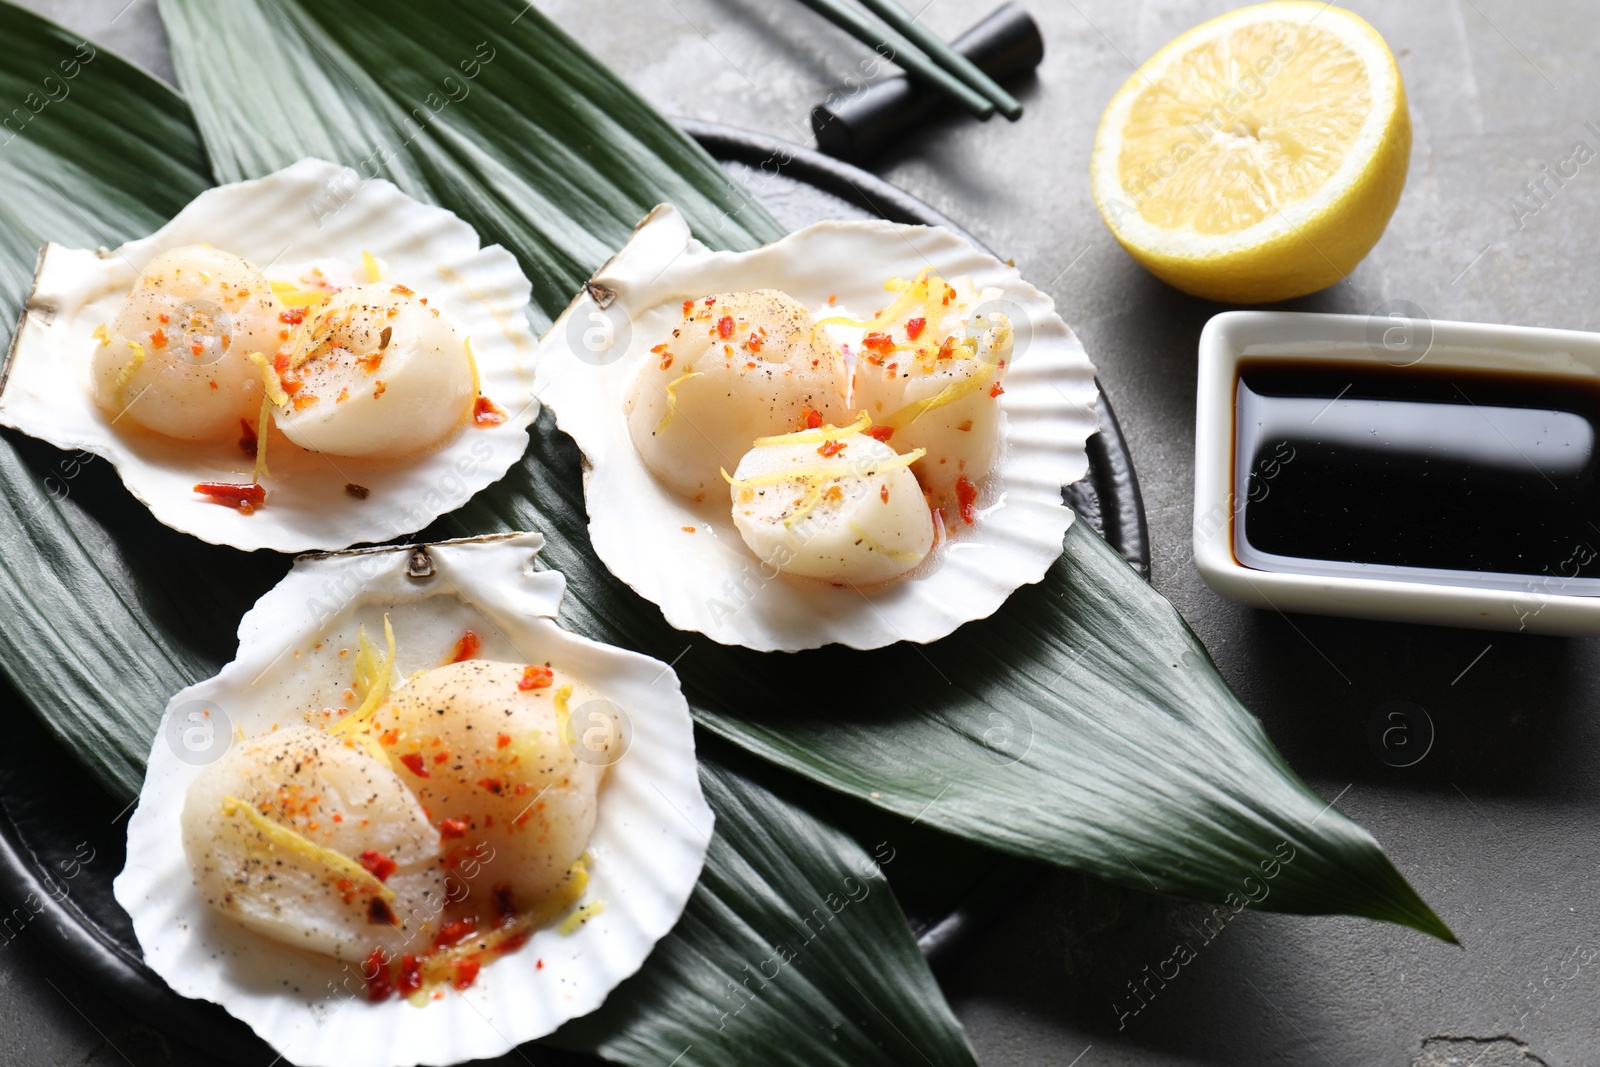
[156,0,783,321]
[555,758,977,1067]
[0,5,978,1063]
[153,0,1451,940]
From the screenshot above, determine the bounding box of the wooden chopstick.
[857,0,1024,120]
[795,0,996,121]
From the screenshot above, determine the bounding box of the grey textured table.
[6,2,1598,1066]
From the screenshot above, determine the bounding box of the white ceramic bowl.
[1194,310,1600,635]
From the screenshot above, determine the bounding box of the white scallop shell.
[535,206,1100,651]
[113,533,712,1067]
[0,158,538,552]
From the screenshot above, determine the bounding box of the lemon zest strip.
[785,479,825,528]
[753,410,872,447]
[247,351,290,408]
[271,280,334,309]
[252,396,272,482]
[809,268,937,345]
[725,448,925,491]
[655,371,703,434]
[848,520,929,563]
[220,794,395,901]
[465,337,481,397]
[332,615,397,737]
[885,356,995,428]
[558,900,606,936]
[554,683,576,745]
[112,341,146,397]
[361,250,381,284]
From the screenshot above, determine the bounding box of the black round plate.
[0,123,1148,1064]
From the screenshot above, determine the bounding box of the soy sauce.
[1235,359,1600,587]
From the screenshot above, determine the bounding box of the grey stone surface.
[10,0,1600,1065]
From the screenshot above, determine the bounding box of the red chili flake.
[518,665,553,691]
[397,955,422,997]
[391,283,415,296]
[450,959,481,991]
[491,883,517,925]
[535,958,544,971]
[449,630,480,663]
[747,332,763,352]
[863,425,894,443]
[801,407,823,430]
[990,381,1005,398]
[399,753,430,778]
[717,315,735,339]
[194,481,265,514]
[238,418,258,456]
[904,317,927,341]
[682,299,694,317]
[496,733,512,749]
[862,332,896,357]
[373,380,388,399]
[435,917,478,948]
[279,307,306,325]
[439,818,469,840]
[148,328,168,349]
[880,484,890,503]
[936,337,958,360]
[158,312,170,324]
[473,395,507,427]
[359,850,398,882]
[827,294,837,305]
[364,950,393,1002]
[367,897,398,926]
[703,296,716,307]
[432,751,449,764]
[942,285,955,305]
[817,439,846,458]
[477,777,504,795]
[956,477,978,525]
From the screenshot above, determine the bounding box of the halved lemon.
[1090,1,1410,304]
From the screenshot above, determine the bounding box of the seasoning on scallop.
[180,725,445,961]
[624,289,849,499]
[268,283,475,457]
[363,660,607,921]
[840,270,1013,510]
[728,414,935,584]
[91,245,283,441]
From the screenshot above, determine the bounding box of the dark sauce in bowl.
[1235,359,1600,591]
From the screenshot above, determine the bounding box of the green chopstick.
[857,0,1024,120]
[795,0,996,121]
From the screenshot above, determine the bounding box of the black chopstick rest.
[811,3,1044,162]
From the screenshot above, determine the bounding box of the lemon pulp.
[1091,1,1409,303]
